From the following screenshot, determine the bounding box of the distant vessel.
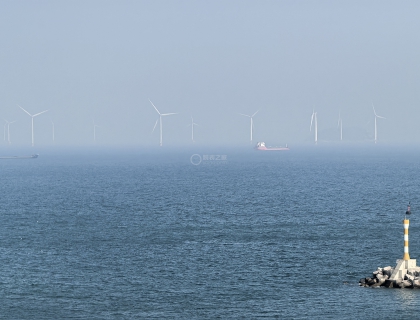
[255,142,289,151]
[0,154,39,159]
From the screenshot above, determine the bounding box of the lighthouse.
[403,218,410,260]
[390,203,417,280]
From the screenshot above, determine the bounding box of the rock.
[383,271,392,278]
[405,274,414,281]
[383,267,393,277]
[384,279,395,288]
[376,278,386,286]
[359,278,366,284]
[376,274,386,281]
[368,278,376,286]
[402,280,413,288]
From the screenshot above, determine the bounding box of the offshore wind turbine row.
[308,105,385,145]
[1,101,386,147]
[147,100,386,147]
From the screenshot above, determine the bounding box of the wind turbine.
[93,120,100,143]
[4,120,15,145]
[240,110,259,144]
[372,104,385,144]
[310,110,318,144]
[149,99,177,147]
[188,116,199,142]
[338,112,343,141]
[18,105,48,147]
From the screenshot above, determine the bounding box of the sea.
[1,146,420,319]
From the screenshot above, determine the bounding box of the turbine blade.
[161,113,177,116]
[239,113,250,117]
[33,110,48,117]
[152,119,158,133]
[372,104,377,117]
[149,99,161,115]
[377,115,386,119]
[18,104,32,116]
[251,109,259,117]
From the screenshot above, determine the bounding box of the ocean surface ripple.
[0,149,419,319]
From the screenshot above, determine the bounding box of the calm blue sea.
[1,146,420,319]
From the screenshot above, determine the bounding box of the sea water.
[0,147,419,319]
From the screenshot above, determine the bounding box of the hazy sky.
[0,0,419,147]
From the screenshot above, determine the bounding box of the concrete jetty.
[360,207,420,288]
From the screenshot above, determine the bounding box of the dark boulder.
[384,279,394,288]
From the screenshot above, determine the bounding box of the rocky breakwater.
[359,266,420,288]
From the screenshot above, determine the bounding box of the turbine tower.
[338,112,343,141]
[188,116,199,142]
[310,110,318,144]
[18,105,48,147]
[372,104,385,144]
[149,99,177,147]
[240,110,259,144]
[93,120,100,143]
[4,120,15,145]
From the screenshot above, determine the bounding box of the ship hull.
[255,147,289,151]
[0,154,39,159]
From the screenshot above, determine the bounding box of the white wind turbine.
[372,104,385,144]
[240,110,259,144]
[337,112,343,141]
[149,99,177,147]
[310,110,318,144]
[93,120,100,143]
[188,116,199,142]
[18,105,48,147]
[4,120,15,145]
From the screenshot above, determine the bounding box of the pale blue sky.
[0,0,419,147]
